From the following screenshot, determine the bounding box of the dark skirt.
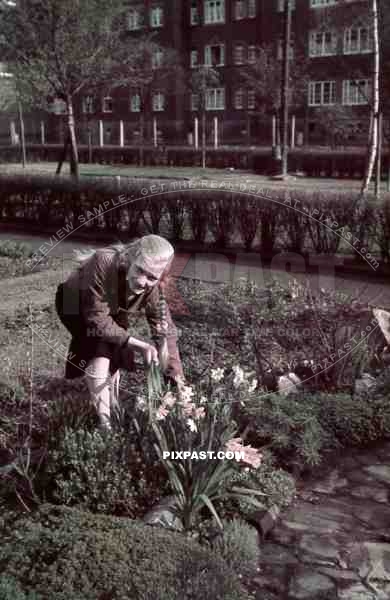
[55,283,134,379]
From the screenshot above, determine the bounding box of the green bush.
[0,504,252,600]
[0,240,34,259]
[205,518,260,576]
[45,429,168,517]
[0,577,38,600]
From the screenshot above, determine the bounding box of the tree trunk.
[56,133,70,175]
[360,0,379,195]
[66,96,79,179]
[18,101,26,168]
[280,0,292,177]
[202,111,206,169]
[139,111,144,167]
[375,111,383,199]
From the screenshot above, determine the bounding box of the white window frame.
[150,5,163,28]
[234,43,246,65]
[152,91,165,112]
[130,93,141,112]
[344,26,371,54]
[206,87,225,110]
[82,96,94,114]
[342,79,370,105]
[308,81,336,106]
[248,89,256,109]
[248,45,257,64]
[204,0,225,24]
[204,43,225,67]
[309,30,337,57]
[310,0,338,7]
[248,0,256,18]
[191,1,200,24]
[234,88,245,110]
[102,96,113,113]
[191,50,198,68]
[234,0,246,20]
[277,0,296,12]
[128,7,142,30]
[152,47,163,69]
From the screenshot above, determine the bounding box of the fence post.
[153,117,157,148]
[194,117,199,149]
[119,120,124,147]
[10,120,17,145]
[40,121,45,145]
[291,114,295,149]
[99,120,104,147]
[214,116,218,148]
[272,115,276,147]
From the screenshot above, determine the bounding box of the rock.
[248,504,280,539]
[373,308,390,345]
[289,570,335,599]
[354,373,376,395]
[364,465,390,486]
[143,495,183,531]
[350,485,389,504]
[299,534,340,564]
[311,469,348,494]
[338,583,377,600]
[346,541,390,581]
[277,372,302,396]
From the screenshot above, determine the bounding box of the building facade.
[45,0,379,147]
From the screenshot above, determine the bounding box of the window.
[150,6,163,27]
[130,93,141,112]
[206,87,225,110]
[205,44,225,66]
[234,44,246,65]
[191,1,200,24]
[102,96,113,113]
[152,47,163,69]
[310,0,337,6]
[342,79,370,105]
[248,89,256,109]
[277,37,294,60]
[51,98,66,115]
[82,96,94,114]
[191,50,198,68]
[204,0,225,24]
[152,92,165,111]
[248,45,257,64]
[248,0,256,17]
[344,27,371,54]
[277,0,295,12]
[234,88,244,109]
[234,0,246,19]
[309,30,337,56]
[308,81,336,105]
[128,7,142,30]
[191,94,199,111]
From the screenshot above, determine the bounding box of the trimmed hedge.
[0,174,389,264]
[0,504,252,600]
[0,144,389,177]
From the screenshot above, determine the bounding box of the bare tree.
[189,65,221,169]
[0,0,126,178]
[112,33,182,167]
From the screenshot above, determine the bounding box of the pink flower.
[162,392,176,408]
[156,406,169,421]
[225,437,262,469]
[194,407,206,420]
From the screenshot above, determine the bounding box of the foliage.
[0,240,34,259]
[199,518,260,577]
[44,428,167,517]
[0,504,252,600]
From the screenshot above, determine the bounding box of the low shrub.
[0,504,252,600]
[202,518,260,577]
[0,240,34,259]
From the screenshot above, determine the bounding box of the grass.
[1,161,390,193]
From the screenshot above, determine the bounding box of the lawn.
[1,160,390,193]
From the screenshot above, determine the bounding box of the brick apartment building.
[28,1,383,147]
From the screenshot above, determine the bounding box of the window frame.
[234,88,245,110]
[82,96,94,114]
[205,87,225,110]
[277,0,296,12]
[152,91,165,112]
[128,7,142,30]
[247,89,256,109]
[342,79,371,105]
[310,0,338,7]
[234,43,246,65]
[102,96,113,113]
[308,80,336,106]
[343,26,371,54]
[204,0,225,24]
[150,5,164,28]
[204,43,225,67]
[309,29,338,57]
[130,92,141,113]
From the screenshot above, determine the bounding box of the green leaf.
[199,494,223,530]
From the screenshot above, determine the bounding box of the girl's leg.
[85,357,113,430]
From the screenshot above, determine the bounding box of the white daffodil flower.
[248,378,258,393]
[232,365,245,388]
[187,418,197,433]
[210,367,225,383]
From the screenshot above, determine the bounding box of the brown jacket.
[61,247,183,379]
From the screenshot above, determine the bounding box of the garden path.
[252,441,390,600]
